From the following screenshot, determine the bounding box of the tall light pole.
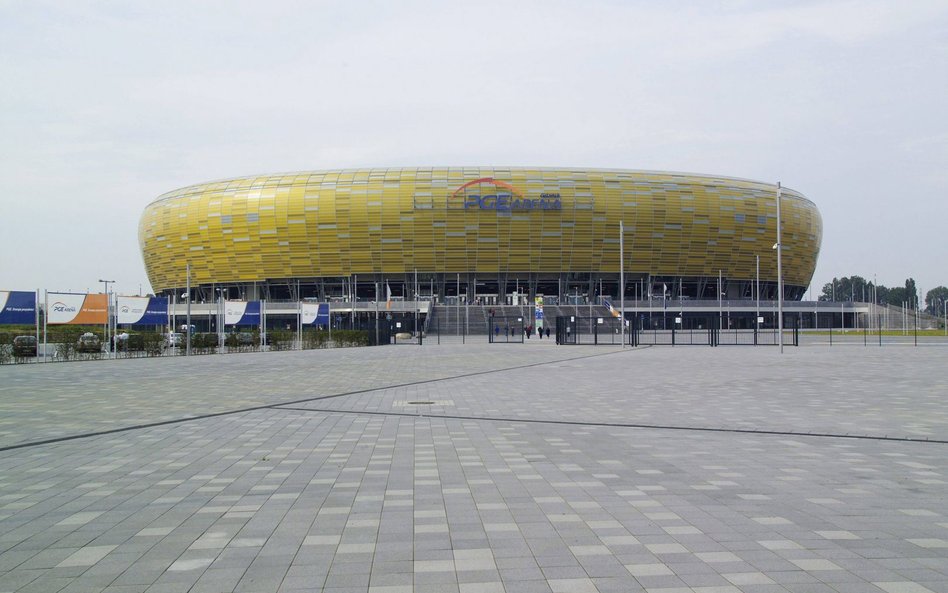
[874,273,878,332]
[216,287,225,353]
[99,279,114,357]
[775,182,784,354]
[185,262,191,356]
[755,254,760,333]
[414,269,418,342]
[620,221,625,348]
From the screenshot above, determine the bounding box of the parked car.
[12,335,37,357]
[76,333,102,353]
[165,332,183,348]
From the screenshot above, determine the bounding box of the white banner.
[47,293,87,324]
[224,301,248,325]
[301,302,320,325]
[117,296,148,324]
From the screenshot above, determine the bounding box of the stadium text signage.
[450,178,561,211]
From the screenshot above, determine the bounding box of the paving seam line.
[271,405,948,445]
[0,346,644,453]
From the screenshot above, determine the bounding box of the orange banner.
[71,293,108,325]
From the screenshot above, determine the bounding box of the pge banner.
[0,291,36,324]
[47,293,108,325]
[224,301,261,326]
[301,303,329,327]
[534,296,544,329]
[117,296,168,325]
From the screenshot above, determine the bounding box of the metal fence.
[487,317,526,344]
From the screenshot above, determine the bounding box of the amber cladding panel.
[139,168,822,291]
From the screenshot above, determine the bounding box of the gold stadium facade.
[139,167,822,303]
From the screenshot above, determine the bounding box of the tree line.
[819,276,948,316]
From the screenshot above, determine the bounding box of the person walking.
[545,327,550,339]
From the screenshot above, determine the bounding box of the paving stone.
[0,344,945,593]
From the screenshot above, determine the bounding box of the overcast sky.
[2,0,946,300]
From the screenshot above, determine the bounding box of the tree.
[905,278,918,307]
[925,286,948,316]
[882,278,919,308]
[819,275,872,301]
[817,276,926,307]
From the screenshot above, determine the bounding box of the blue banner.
[0,291,36,325]
[117,296,168,325]
[139,297,169,325]
[302,303,329,327]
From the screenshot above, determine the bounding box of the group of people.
[493,324,551,340]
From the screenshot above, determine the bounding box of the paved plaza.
[0,342,946,593]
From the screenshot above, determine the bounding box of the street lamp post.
[185,262,191,356]
[216,287,225,353]
[775,181,784,354]
[98,279,114,358]
[619,221,625,347]
[755,254,760,334]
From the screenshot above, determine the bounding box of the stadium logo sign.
[51,302,77,313]
[451,178,561,211]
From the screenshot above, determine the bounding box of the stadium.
[139,167,822,312]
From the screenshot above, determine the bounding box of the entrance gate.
[555,316,624,345]
[488,316,525,344]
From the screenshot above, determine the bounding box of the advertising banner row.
[46,293,170,325]
[2,290,331,328]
